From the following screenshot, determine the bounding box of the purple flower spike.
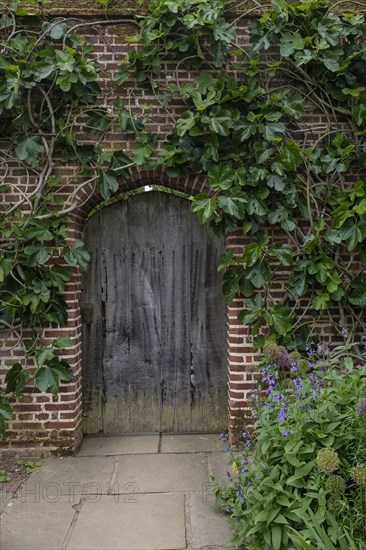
[356,398,366,416]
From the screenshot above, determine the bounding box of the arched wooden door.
[81,191,227,433]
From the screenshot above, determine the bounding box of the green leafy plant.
[16,459,42,474]
[214,341,366,549]
[0,469,11,482]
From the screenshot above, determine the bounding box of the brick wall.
[0,12,357,455]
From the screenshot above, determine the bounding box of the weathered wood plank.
[160,194,191,432]
[204,230,228,430]
[81,211,104,434]
[100,201,133,432]
[188,220,227,431]
[125,193,162,432]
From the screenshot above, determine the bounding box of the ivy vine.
[117,0,366,349]
[1,0,366,433]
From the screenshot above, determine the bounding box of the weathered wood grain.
[81,211,104,434]
[82,191,227,433]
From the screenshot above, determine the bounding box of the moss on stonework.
[1,0,365,16]
[1,0,146,15]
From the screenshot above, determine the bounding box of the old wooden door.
[81,191,227,433]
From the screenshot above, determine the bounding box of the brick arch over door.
[19,168,251,452]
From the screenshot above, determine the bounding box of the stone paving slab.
[22,456,115,496]
[188,492,233,549]
[67,493,186,550]
[113,453,209,494]
[1,436,238,550]
[161,434,224,454]
[0,495,77,550]
[0,479,24,514]
[208,453,232,486]
[78,434,159,456]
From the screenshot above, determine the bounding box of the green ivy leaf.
[265,305,292,335]
[348,274,366,306]
[208,163,234,191]
[268,205,290,225]
[45,297,68,325]
[268,243,293,266]
[36,348,55,366]
[242,241,266,267]
[202,114,232,136]
[42,21,67,40]
[281,218,296,232]
[322,52,340,72]
[280,96,304,119]
[63,240,90,271]
[213,20,236,44]
[288,263,308,298]
[218,250,234,272]
[352,103,366,127]
[98,172,119,200]
[23,244,50,266]
[165,1,179,13]
[340,220,366,251]
[247,260,272,289]
[55,48,75,72]
[217,195,246,219]
[0,397,13,420]
[312,292,330,311]
[86,110,111,132]
[238,294,265,326]
[5,363,30,394]
[192,193,217,223]
[35,359,73,395]
[24,220,53,242]
[222,269,242,303]
[280,32,305,57]
[33,61,55,82]
[133,143,153,166]
[294,49,313,66]
[175,111,195,136]
[53,335,73,348]
[263,121,286,141]
[342,87,364,97]
[15,136,44,167]
[115,67,130,85]
[48,265,71,292]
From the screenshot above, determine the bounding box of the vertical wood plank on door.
[160,194,191,432]
[81,211,104,433]
[189,221,208,431]
[100,201,132,433]
[188,218,227,431]
[204,230,228,430]
[126,193,162,432]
